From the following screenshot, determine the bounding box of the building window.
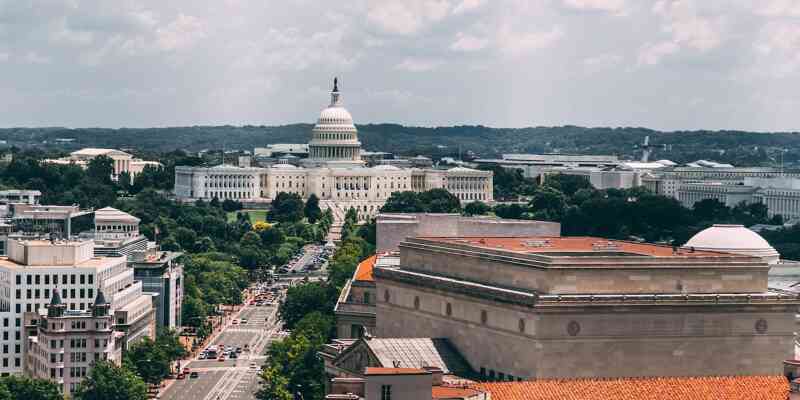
[413,296,420,310]
[519,319,525,333]
[70,275,76,285]
[481,310,487,325]
[363,292,370,304]
[383,290,390,303]
[380,385,392,400]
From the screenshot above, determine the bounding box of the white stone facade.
[174,80,493,212]
[0,239,154,376]
[44,148,161,183]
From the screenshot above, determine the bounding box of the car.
[198,353,206,360]
[229,352,238,359]
[189,372,199,379]
[249,363,258,370]
[177,373,185,380]
[218,357,226,362]
[232,319,239,325]
[241,318,248,324]
[226,346,234,352]
[236,347,242,353]
[183,368,191,373]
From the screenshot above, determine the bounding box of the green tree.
[381,191,423,213]
[419,188,461,213]
[278,282,336,330]
[256,365,292,400]
[270,192,305,223]
[528,186,568,221]
[543,173,593,197]
[155,328,188,362]
[304,194,322,224]
[74,361,147,400]
[463,201,491,216]
[222,199,243,212]
[0,375,61,400]
[174,227,198,251]
[124,337,170,385]
[86,155,115,184]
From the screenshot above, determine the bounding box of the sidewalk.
[159,291,255,395]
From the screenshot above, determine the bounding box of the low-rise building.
[23,290,121,395]
[43,148,161,183]
[375,235,799,379]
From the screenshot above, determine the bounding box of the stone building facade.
[374,236,800,379]
[23,290,120,395]
[174,80,493,215]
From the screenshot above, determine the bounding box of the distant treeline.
[1,125,799,166]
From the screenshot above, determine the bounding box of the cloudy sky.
[1,0,799,131]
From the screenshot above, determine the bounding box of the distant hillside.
[1,125,799,166]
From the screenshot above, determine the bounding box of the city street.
[161,299,285,400]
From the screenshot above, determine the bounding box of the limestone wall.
[376,279,796,378]
[376,214,561,252]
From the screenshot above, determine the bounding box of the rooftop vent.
[592,241,621,251]
[523,239,552,248]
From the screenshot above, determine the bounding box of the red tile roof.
[364,367,428,375]
[473,376,788,400]
[422,236,738,258]
[354,254,377,282]
[432,385,482,399]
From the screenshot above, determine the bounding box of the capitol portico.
[174,79,493,217]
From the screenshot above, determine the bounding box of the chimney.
[423,366,443,386]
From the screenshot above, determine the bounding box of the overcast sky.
[1,0,799,131]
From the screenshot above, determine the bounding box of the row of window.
[16,288,94,301]
[16,273,94,286]
[396,293,529,334]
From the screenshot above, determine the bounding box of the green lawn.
[227,209,268,223]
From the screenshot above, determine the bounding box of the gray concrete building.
[374,235,800,379]
[130,249,183,330]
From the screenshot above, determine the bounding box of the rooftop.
[353,255,377,282]
[419,236,737,259]
[362,338,474,377]
[473,375,788,400]
[363,367,428,376]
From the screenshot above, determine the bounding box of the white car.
[249,362,258,370]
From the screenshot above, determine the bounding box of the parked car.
[189,372,199,378]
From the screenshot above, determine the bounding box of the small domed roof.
[683,224,779,264]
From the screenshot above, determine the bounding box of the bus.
[205,345,219,359]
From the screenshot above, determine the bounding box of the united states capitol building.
[174,79,493,217]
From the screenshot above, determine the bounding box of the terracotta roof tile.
[473,376,788,400]
[354,254,377,282]
[421,236,741,258]
[432,385,482,399]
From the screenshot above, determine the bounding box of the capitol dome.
[683,224,780,264]
[303,77,364,168]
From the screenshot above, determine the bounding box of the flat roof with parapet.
[0,255,120,270]
[414,236,753,261]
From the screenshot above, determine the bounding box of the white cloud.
[755,0,800,17]
[583,53,623,69]
[395,57,443,72]
[497,26,563,56]
[450,32,488,52]
[753,22,800,77]
[367,1,451,35]
[637,0,726,65]
[637,41,679,65]
[23,52,52,65]
[155,14,206,51]
[453,0,486,14]
[562,0,628,15]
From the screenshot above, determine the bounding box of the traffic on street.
[160,285,288,400]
